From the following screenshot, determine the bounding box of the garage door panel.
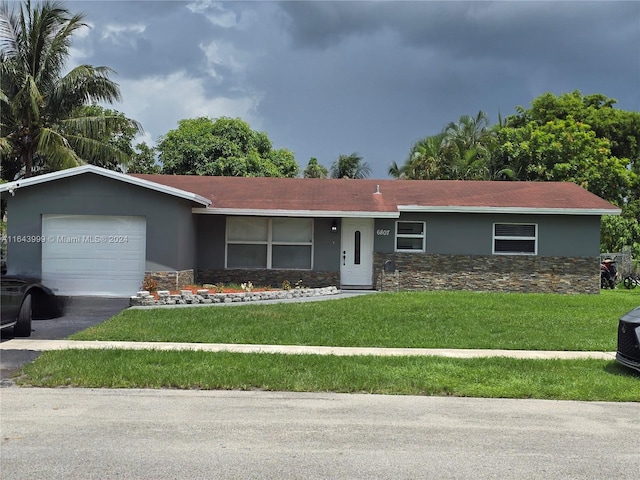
[42,215,146,297]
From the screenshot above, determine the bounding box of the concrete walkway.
[0,338,617,360]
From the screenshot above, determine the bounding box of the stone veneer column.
[143,269,195,291]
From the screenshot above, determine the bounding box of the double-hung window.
[493,223,537,255]
[226,217,313,269]
[395,221,426,252]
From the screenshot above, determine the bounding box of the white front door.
[340,218,374,288]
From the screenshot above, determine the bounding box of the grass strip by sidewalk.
[16,349,640,402]
[70,290,640,351]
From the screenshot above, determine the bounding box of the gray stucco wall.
[374,213,601,256]
[196,215,226,270]
[314,217,341,271]
[5,173,198,277]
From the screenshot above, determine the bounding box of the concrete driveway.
[0,296,129,380]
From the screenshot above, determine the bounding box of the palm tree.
[442,111,494,180]
[303,157,328,178]
[0,0,140,179]
[387,160,406,179]
[444,111,491,151]
[330,152,371,179]
[406,133,446,179]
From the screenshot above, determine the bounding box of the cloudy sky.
[65,0,640,178]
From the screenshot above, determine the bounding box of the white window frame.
[226,217,314,270]
[395,221,426,253]
[492,223,538,255]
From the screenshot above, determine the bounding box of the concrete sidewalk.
[0,339,617,360]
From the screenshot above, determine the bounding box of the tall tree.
[0,0,139,180]
[444,111,491,152]
[330,152,371,179]
[158,116,299,177]
[303,157,328,178]
[442,111,494,180]
[496,90,640,260]
[494,116,634,206]
[393,133,446,180]
[505,91,640,160]
[127,142,161,174]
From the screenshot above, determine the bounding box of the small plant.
[294,279,305,290]
[282,280,291,291]
[241,281,254,292]
[142,275,158,293]
[203,283,225,293]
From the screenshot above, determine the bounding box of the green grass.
[71,290,640,351]
[16,349,640,401]
[14,289,640,400]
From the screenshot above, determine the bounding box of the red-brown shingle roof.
[131,175,620,216]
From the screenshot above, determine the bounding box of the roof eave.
[397,205,622,216]
[192,207,400,218]
[0,165,211,206]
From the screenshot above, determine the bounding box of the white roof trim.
[398,205,621,216]
[192,207,400,218]
[0,165,211,206]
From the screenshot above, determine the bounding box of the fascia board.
[0,165,211,206]
[192,207,400,218]
[397,205,622,216]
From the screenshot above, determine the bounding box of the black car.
[1,274,58,337]
[616,306,640,373]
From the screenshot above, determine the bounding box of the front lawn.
[71,290,640,351]
[14,289,640,401]
[16,350,639,401]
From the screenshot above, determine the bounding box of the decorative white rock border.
[130,286,341,307]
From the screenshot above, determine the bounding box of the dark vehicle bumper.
[616,353,640,373]
[616,307,640,373]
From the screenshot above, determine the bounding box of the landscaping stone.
[129,286,341,307]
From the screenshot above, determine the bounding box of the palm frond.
[36,126,82,168]
[52,65,121,110]
[65,133,131,167]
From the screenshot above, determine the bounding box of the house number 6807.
[376,229,391,236]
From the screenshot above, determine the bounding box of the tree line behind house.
[1,1,638,261]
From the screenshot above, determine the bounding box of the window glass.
[397,222,424,235]
[354,231,361,264]
[227,217,268,242]
[272,245,312,269]
[495,224,535,237]
[494,239,536,253]
[227,244,267,268]
[396,237,424,251]
[272,218,312,243]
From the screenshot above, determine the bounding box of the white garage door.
[42,215,146,297]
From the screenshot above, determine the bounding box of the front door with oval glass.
[340,218,374,288]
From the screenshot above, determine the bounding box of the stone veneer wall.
[144,269,195,291]
[197,269,340,289]
[375,253,600,294]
